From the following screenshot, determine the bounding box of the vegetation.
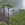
[0,0,25,25]
[0,10,25,25]
[9,11,25,25]
[0,3,14,25]
[0,22,7,25]
[0,3,14,8]
[0,11,25,25]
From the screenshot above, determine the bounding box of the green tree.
[1,3,14,25]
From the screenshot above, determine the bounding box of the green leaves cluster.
[0,3,14,8]
[9,11,25,25]
[0,22,7,25]
[2,3,13,8]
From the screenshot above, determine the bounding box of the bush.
[0,22,8,25]
[9,11,25,25]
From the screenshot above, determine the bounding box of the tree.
[1,3,14,25]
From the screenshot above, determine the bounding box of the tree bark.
[5,8,9,25]
[8,8,9,25]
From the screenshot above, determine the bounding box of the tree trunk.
[8,8,9,25]
[6,8,9,25]
[3,8,5,17]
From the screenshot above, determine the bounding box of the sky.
[22,0,25,9]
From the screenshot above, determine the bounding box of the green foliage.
[0,22,7,25]
[2,4,12,7]
[0,3,14,8]
[9,11,25,25]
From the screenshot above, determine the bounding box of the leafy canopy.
[0,3,14,8]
